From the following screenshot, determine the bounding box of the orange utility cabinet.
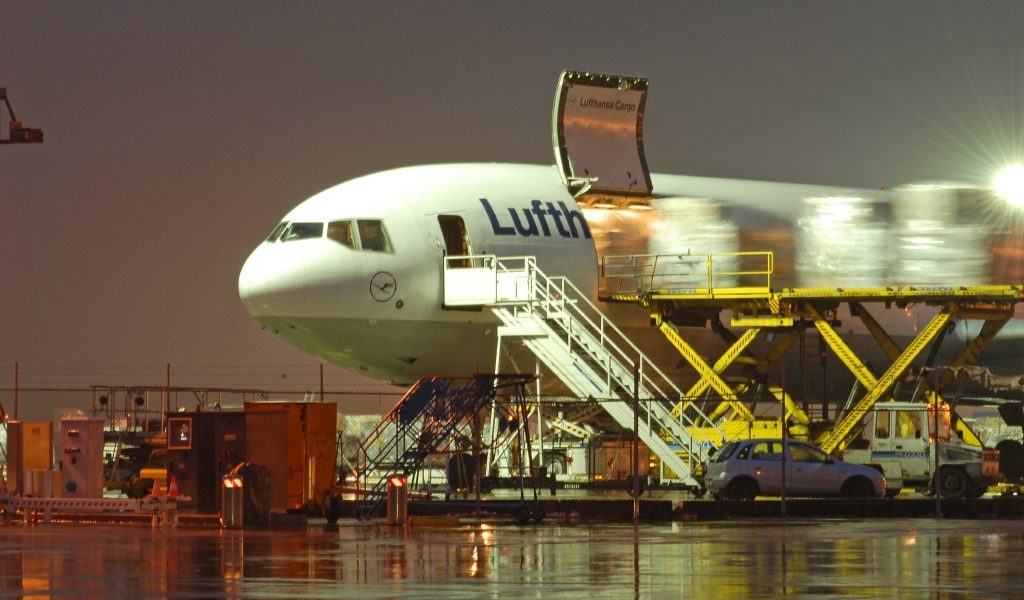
[6,420,54,495]
[244,402,337,512]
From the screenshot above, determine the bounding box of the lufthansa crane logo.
[370,271,397,302]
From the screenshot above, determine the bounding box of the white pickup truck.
[842,401,1000,498]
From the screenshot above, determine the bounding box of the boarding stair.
[443,255,725,487]
[354,374,534,520]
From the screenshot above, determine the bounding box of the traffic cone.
[167,476,180,498]
[151,479,163,497]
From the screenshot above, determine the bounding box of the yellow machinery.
[602,251,1021,457]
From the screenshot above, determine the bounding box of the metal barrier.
[386,476,407,526]
[220,475,244,528]
[0,494,181,526]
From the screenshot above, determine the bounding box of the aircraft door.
[437,215,473,267]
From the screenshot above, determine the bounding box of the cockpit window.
[266,222,288,243]
[327,220,356,248]
[280,222,324,242]
[357,220,392,253]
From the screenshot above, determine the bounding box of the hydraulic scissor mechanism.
[602,250,1023,456]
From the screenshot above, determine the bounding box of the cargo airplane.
[238,71,1023,391]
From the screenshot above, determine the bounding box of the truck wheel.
[543,454,567,477]
[997,440,1024,482]
[938,467,968,499]
[965,483,986,499]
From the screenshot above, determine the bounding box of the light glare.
[993,164,1024,207]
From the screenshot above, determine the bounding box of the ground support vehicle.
[842,401,999,499]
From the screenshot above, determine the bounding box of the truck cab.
[843,401,999,498]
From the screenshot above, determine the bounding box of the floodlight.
[993,164,1024,207]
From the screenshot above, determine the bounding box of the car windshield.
[710,441,739,463]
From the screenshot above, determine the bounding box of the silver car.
[705,438,886,500]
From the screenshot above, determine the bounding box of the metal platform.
[601,251,1023,454]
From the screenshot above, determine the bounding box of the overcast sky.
[3,2,1024,405]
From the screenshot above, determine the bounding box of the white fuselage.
[239,164,600,383]
[239,163,1024,386]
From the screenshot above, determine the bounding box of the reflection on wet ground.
[0,518,1021,598]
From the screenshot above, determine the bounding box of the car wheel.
[725,477,758,501]
[840,477,875,498]
[938,467,969,499]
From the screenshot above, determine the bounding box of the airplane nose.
[238,243,309,317]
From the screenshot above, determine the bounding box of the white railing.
[601,251,774,294]
[442,255,725,477]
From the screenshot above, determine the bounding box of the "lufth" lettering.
[480,198,591,239]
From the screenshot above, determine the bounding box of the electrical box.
[597,442,650,480]
[59,417,105,498]
[166,411,246,512]
[244,402,337,512]
[6,420,54,496]
[564,444,650,482]
[567,447,590,479]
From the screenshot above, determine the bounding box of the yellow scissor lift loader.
[601,251,1021,481]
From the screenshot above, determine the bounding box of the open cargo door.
[552,70,651,198]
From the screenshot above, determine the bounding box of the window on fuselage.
[280,222,324,241]
[357,220,392,253]
[327,220,356,248]
[267,222,288,242]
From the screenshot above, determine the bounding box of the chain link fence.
[0,382,1015,499]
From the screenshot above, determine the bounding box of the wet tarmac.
[1,517,1022,598]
